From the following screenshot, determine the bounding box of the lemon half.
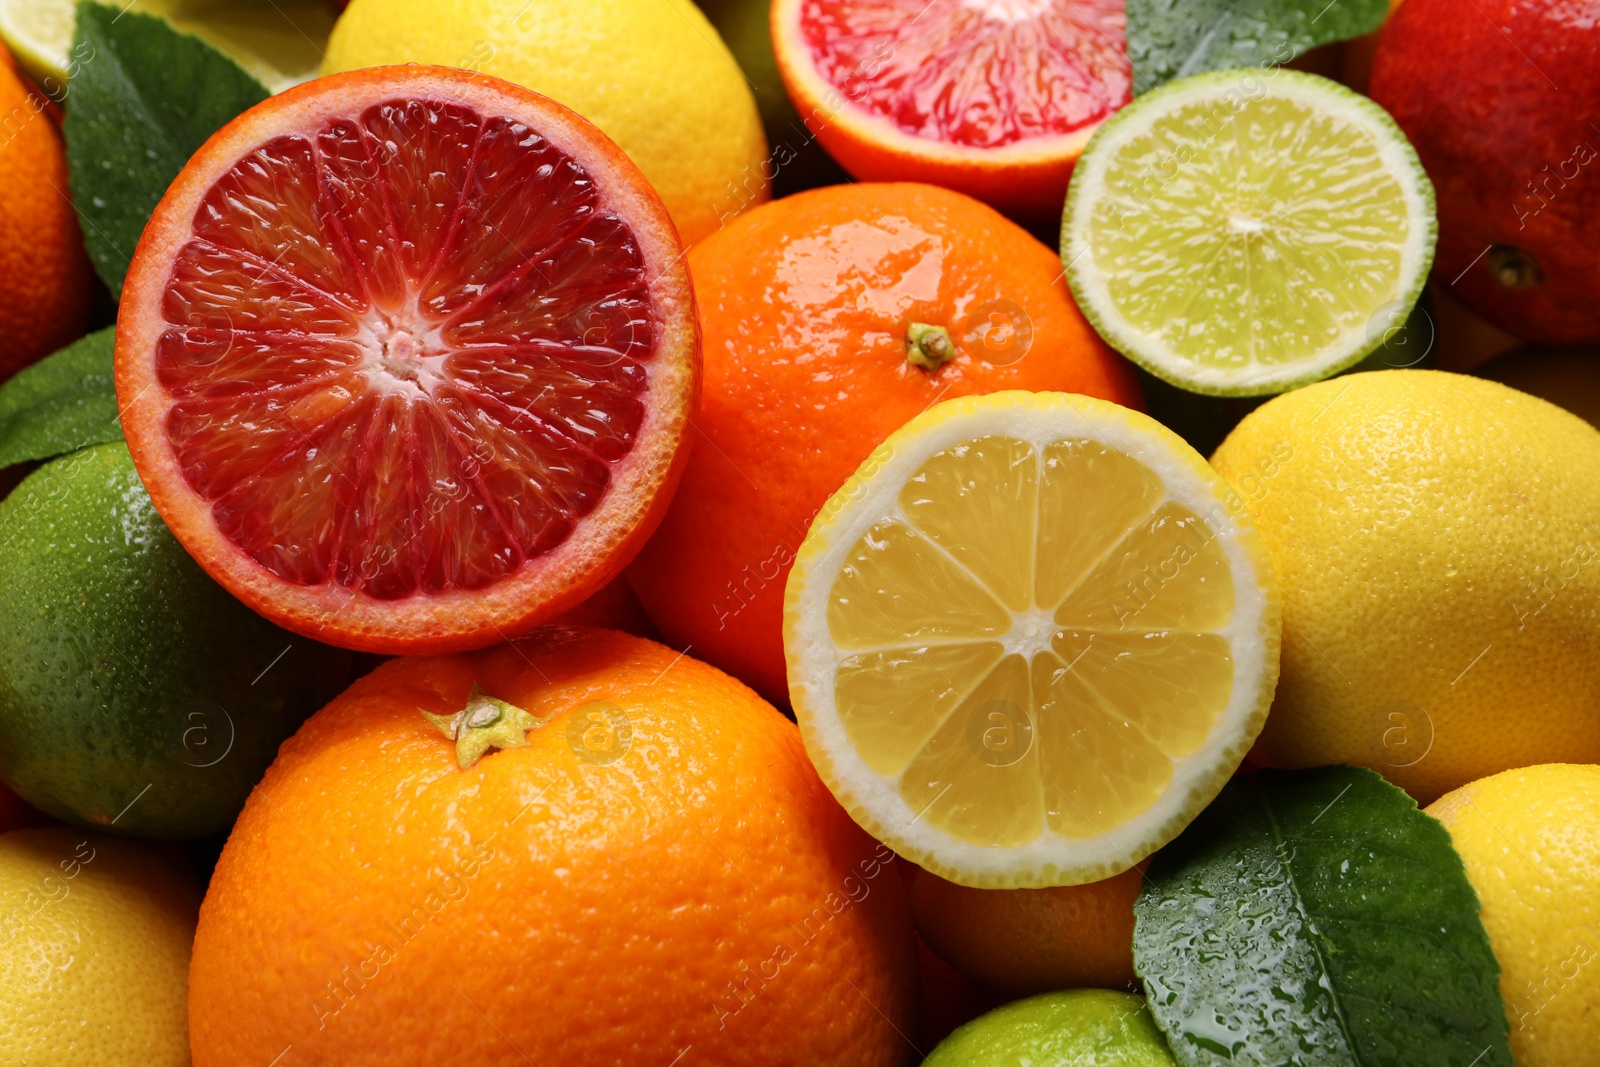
[784,392,1281,888]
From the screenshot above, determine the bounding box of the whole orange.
[188,626,917,1067]
[628,183,1141,702]
[0,50,91,380]
[909,863,1142,996]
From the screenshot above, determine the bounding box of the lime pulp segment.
[1063,69,1436,396]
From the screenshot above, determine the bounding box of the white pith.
[351,297,453,398]
[962,0,1054,22]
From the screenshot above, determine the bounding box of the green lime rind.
[925,989,1177,1066]
[1062,68,1437,398]
[0,442,350,839]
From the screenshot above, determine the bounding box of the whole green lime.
[924,990,1177,1067]
[0,442,349,838]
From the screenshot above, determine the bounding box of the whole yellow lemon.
[1211,369,1600,801]
[1428,764,1600,1067]
[323,0,768,244]
[0,828,199,1064]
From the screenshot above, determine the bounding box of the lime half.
[0,0,335,97]
[1062,68,1436,397]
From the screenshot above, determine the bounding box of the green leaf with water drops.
[1126,0,1388,94]
[0,327,122,469]
[1132,765,1512,1067]
[63,2,269,296]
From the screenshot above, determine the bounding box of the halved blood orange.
[115,66,699,654]
[771,0,1131,221]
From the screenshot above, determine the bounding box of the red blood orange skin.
[1369,0,1600,344]
[115,67,699,654]
[628,183,1143,704]
[772,0,1131,221]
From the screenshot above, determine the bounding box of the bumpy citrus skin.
[923,989,1176,1067]
[1212,370,1600,802]
[1428,764,1600,1067]
[0,444,350,839]
[0,53,91,380]
[190,627,917,1067]
[1370,0,1600,344]
[911,864,1141,995]
[0,828,200,1066]
[630,184,1141,703]
[323,0,766,244]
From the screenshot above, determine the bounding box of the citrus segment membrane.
[795,0,1130,149]
[829,435,1234,841]
[154,99,654,600]
[787,392,1279,887]
[1063,69,1436,396]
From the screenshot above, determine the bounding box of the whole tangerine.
[628,182,1141,703]
[0,50,92,380]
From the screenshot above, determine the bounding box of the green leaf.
[1126,0,1388,95]
[1133,766,1512,1067]
[63,2,269,296]
[0,327,122,468]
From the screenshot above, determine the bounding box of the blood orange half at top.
[771,0,1131,221]
[115,66,699,655]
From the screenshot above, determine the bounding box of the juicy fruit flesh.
[1089,94,1412,369]
[826,434,1235,846]
[797,0,1130,149]
[154,97,657,600]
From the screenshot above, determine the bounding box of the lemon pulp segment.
[825,434,1236,847]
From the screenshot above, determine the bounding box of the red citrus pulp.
[772,0,1131,220]
[115,67,699,654]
